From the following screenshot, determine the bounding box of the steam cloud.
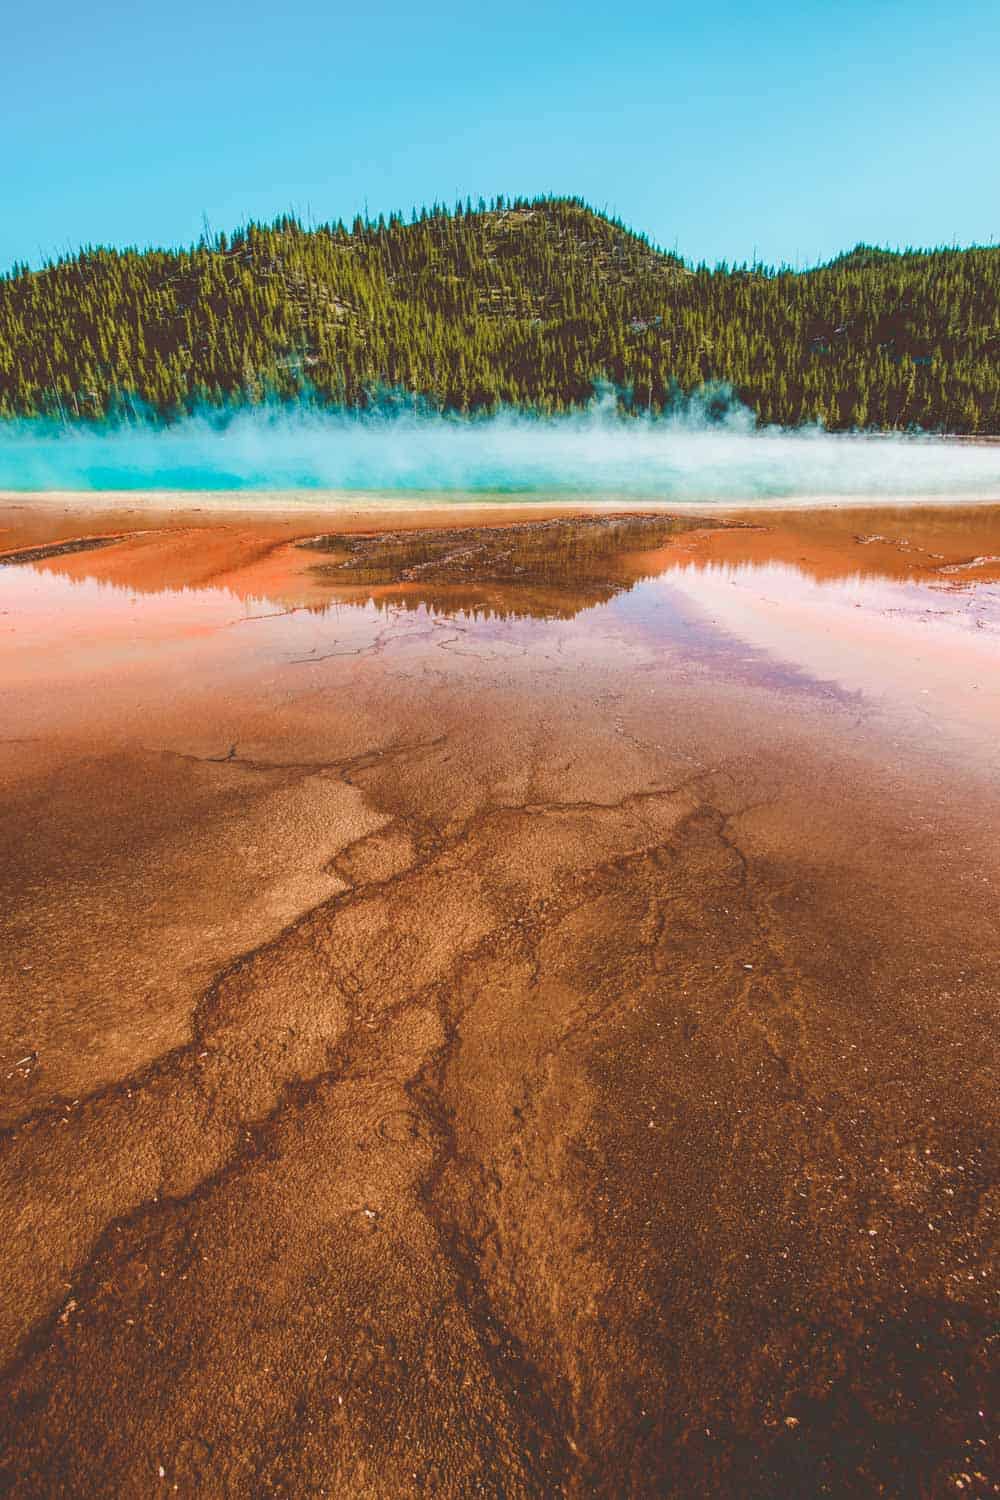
[2,393,999,503]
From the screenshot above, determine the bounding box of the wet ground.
[0,499,998,1497]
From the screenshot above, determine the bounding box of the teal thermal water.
[2,405,1000,501]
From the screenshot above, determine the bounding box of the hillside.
[1,196,998,431]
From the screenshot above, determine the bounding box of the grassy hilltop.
[1,196,998,431]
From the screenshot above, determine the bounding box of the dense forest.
[1,196,998,431]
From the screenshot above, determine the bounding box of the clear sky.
[4,0,999,274]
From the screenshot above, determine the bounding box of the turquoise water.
[2,405,1000,501]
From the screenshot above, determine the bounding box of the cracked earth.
[0,504,998,1497]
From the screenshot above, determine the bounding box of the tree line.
[1,196,997,431]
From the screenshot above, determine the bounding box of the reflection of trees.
[299,514,706,621]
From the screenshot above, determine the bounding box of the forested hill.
[2,196,998,432]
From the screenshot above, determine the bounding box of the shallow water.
[4,503,998,773]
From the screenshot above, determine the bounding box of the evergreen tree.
[0,198,997,431]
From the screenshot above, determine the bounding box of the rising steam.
[1,392,999,503]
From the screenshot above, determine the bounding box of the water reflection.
[297,514,705,621]
[654,558,1000,638]
[4,509,1000,635]
[4,510,998,763]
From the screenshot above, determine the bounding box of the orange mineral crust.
[1,500,997,1499]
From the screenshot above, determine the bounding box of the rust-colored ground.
[1,500,997,1498]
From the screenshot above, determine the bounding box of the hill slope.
[1,196,998,431]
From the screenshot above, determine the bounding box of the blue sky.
[4,0,999,273]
